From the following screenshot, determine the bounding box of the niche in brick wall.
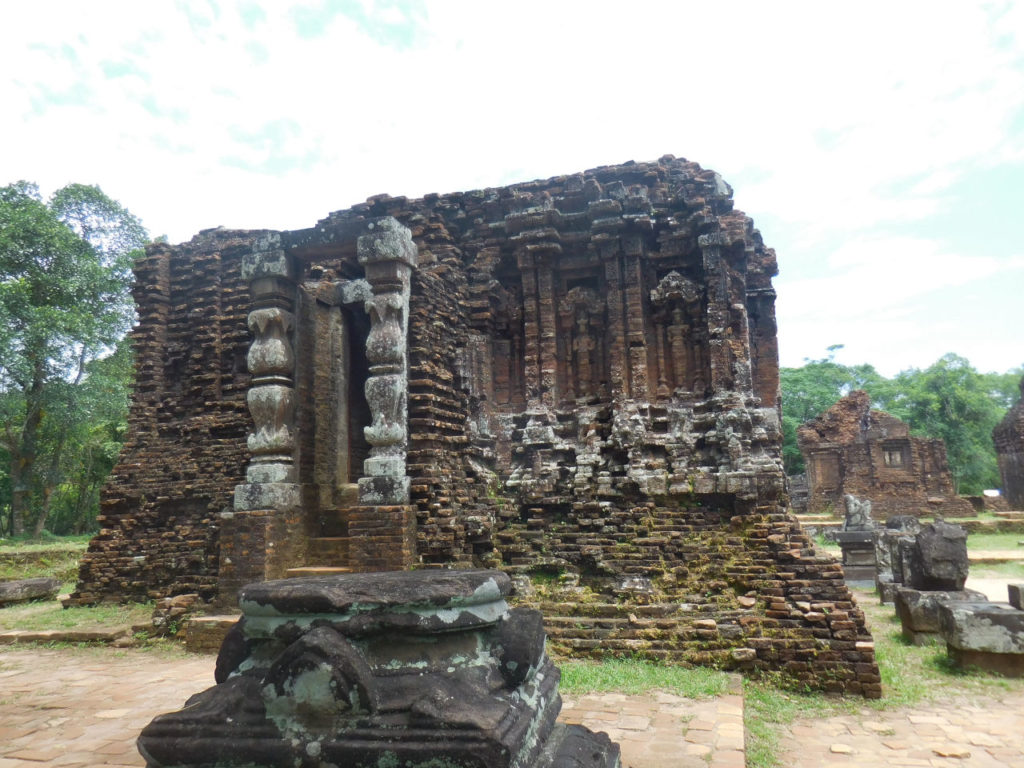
[295,281,371,535]
[648,267,710,399]
[488,265,526,409]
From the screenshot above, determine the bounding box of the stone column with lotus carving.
[356,217,417,506]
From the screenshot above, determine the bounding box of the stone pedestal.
[833,530,876,584]
[138,570,620,768]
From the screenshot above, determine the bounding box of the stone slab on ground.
[895,587,988,645]
[938,598,1024,677]
[0,578,60,607]
[0,626,135,645]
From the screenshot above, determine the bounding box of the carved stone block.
[138,570,620,768]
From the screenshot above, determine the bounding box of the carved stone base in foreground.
[138,569,620,768]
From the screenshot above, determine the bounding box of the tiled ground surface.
[560,679,745,768]
[0,647,743,768]
[3,644,1022,768]
[777,690,1024,768]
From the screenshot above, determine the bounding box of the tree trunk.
[10,358,47,537]
[9,455,29,537]
[32,485,52,538]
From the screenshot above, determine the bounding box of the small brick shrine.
[70,156,880,695]
[798,390,972,518]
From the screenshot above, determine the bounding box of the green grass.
[971,561,1024,579]
[0,533,92,550]
[0,534,90,593]
[0,598,153,632]
[558,657,733,699]
[965,532,1024,551]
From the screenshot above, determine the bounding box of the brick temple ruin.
[994,375,1024,509]
[70,156,880,695]
[798,390,972,518]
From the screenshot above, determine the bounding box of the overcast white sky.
[2,1,1022,377]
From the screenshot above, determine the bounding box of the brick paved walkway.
[4,645,1022,767]
[778,691,1024,768]
[0,647,743,768]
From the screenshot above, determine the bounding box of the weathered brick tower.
[71,156,880,695]
[798,390,973,518]
[994,375,1024,509]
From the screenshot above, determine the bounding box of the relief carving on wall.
[650,271,706,397]
[558,286,606,401]
[488,280,525,407]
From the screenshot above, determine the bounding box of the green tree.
[0,182,144,537]
[886,354,1014,494]
[42,344,133,534]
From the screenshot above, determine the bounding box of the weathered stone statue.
[831,494,877,583]
[138,570,620,768]
[842,494,873,531]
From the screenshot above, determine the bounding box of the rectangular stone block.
[1008,583,1023,610]
[234,482,303,512]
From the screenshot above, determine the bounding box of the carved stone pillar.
[218,236,304,605]
[355,217,417,506]
[346,218,418,574]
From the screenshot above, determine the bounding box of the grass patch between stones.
[965,531,1024,551]
[0,598,153,633]
[0,536,89,593]
[558,656,733,699]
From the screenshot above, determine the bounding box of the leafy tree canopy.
[0,181,145,536]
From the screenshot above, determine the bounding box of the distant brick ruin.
[994,376,1024,509]
[798,390,972,518]
[70,156,880,695]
